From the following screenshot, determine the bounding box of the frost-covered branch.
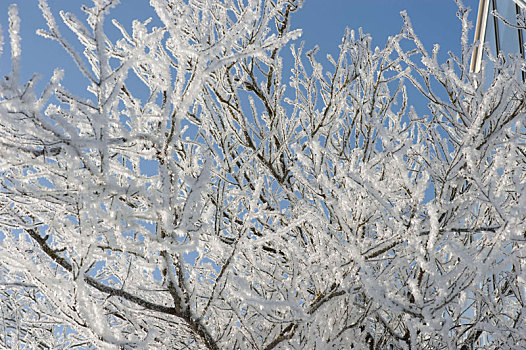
[1,0,525,349]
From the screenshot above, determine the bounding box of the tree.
[0,0,525,348]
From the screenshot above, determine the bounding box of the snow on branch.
[0,0,525,349]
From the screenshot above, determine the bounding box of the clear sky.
[0,0,478,95]
[296,1,477,60]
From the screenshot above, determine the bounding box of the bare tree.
[0,0,525,349]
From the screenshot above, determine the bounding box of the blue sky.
[0,0,480,188]
[296,1,476,59]
[0,0,478,94]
